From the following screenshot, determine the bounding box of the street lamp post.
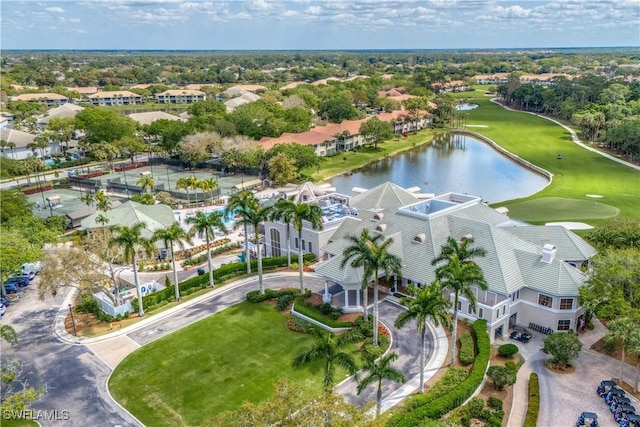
[68,303,78,336]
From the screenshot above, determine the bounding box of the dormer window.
[413,233,426,244]
[374,224,387,233]
[373,212,384,221]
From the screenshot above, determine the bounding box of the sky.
[1,0,639,50]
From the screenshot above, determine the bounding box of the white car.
[21,262,42,275]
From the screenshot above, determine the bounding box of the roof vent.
[375,224,387,233]
[541,244,557,264]
[373,212,384,221]
[461,233,473,242]
[413,233,426,244]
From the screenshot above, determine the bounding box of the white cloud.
[45,7,64,13]
[306,6,323,15]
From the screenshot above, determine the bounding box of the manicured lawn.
[109,302,359,427]
[1,419,38,427]
[456,90,640,223]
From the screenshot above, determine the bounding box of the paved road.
[1,284,137,427]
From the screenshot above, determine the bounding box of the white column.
[356,289,361,308]
[323,280,331,304]
[344,289,349,307]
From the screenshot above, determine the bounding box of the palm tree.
[395,283,451,393]
[137,175,155,194]
[95,191,111,213]
[80,192,94,214]
[227,190,259,275]
[95,214,110,228]
[432,236,487,366]
[272,197,323,292]
[153,222,193,301]
[342,229,402,347]
[6,141,17,160]
[109,223,155,317]
[605,317,637,383]
[176,176,196,205]
[293,327,361,391]
[200,177,218,207]
[357,351,406,416]
[186,211,228,288]
[238,197,271,294]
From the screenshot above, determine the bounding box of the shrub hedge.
[292,301,355,328]
[132,254,315,312]
[388,319,490,427]
[459,332,475,365]
[524,373,540,427]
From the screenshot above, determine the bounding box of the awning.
[46,195,61,201]
[233,179,262,191]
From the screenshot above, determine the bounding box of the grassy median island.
[455,91,639,222]
[109,302,360,427]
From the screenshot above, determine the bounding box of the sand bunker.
[545,222,594,230]
[586,194,604,198]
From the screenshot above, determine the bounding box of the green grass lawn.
[455,90,640,223]
[109,302,360,426]
[1,419,38,427]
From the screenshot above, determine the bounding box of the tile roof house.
[155,89,206,104]
[11,93,69,107]
[224,91,261,112]
[88,91,144,106]
[312,182,597,341]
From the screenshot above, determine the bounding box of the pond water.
[328,133,549,204]
[456,103,479,111]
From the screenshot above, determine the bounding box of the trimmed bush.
[505,360,517,371]
[389,319,490,426]
[524,373,540,427]
[498,343,519,358]
[487,365,516,390]
[276,294,295,311]
[488,396,503,411]
[459,332,475,365]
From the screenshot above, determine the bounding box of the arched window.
[270,228,281,257]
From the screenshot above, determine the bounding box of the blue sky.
[1,0,639,50]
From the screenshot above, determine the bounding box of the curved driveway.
[5,271,445,426]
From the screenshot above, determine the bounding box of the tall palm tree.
[227,190,259,275]
[292,327,361,391]
[342,229,402,347]
[432,236,487,366]
[395,283,451,393]
[95,191,111,213]
[6,141,17,160]
[605,317,637,383]
[186,211,228,288]
[109,223,155,317]
[153,222,193,301]
[356,351,406,416]
[81,192,94,214]
[236,197,271,294]
[137,175,155,194]
[272,197,323,292]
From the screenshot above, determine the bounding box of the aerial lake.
[328,133,549,204]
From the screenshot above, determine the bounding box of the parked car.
[0,302,6,316]
[3,283,20,294]
[9,271,35,281]
[21,262,41,275]
[5,277,29,287]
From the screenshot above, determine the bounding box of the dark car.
[9,271,35,281]
[3,283,19,294]
[5,277,30,287]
